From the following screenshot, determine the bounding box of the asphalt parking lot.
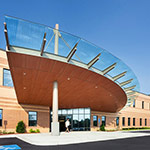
[0,135,150,150]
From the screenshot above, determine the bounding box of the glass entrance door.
[59,115,73,132]
[59,116,65,132]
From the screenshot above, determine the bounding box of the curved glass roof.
[5,16,140,108]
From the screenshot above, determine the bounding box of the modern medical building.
[0,16,150,134]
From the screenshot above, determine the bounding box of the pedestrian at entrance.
[65,118,70,133]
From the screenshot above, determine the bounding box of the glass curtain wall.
[51,108,91,131]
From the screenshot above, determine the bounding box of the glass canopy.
[5,16,140,108]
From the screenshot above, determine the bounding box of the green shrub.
[8,132,15,134]
[16,121,26,133]
[3,130,7,134]
[100,124,105,131]
[29,128,40,133]
[36,129,40,133]
[29,128,36,133]
[122,127,150,131]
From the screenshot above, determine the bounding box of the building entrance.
[59,115,73,132]
[50,108,91,131]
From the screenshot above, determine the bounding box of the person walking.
[65,118,70,133]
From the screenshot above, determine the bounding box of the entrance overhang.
[7,50,127,113]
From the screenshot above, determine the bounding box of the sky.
[0,0,149,94]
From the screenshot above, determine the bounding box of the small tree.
[100,124,105,131]
[16,121,26,133]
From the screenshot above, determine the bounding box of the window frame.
[0,109,2,127]
[102,116,106,126]
[133,100,135,108]
[140,118,142,126]
[28,111,37,127]
[3,68,13,87]
[93,115,98,127]
[133,118,135,126]
[145,118,147,126]
[116,117,119,126]
[122,117,125,126]
[142,101,144,109]
[128,117,130,126]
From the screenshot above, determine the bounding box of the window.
[73,115,79,130]
[0,109,2,126]
[67,109,72,114]
[145,119,147,126]
[102,116,106,126]
[79,108,84,114]
[85,108,90,114]
[140,118,142,126]
[142,101,144,109]
[122,117,125,126]
[79,115,84,130]
[133,100,135,108]
[116,117,119,126]
[73,109,78,114]
[85,114,90,130]
[128,118,130,126]
[29,112,37,126]
[133,118,135,126]
[61,109,67,114]
[93,116,98,126]
[3,69,13,87]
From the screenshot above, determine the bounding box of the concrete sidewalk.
[0,131,150,146]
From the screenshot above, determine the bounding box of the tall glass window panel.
[116,117,119,126]
[122,117,125,126]
[73,115,78,130]
[0,109,2,126]
[61,109,67,114]
[73,109,78,114]
[85,114,90,130]
[79,108,84,114]
[79,115,85,130]
[102,116,106,126]
[133,100,135,108]
[128,118,130,126]
[67,109,73,114]
[133,118,135,126]
[3,69,13,87]
[93,116,98,126]
[145,119,147,126]
[140,118,142,126]
[29,112,37,126]
[58,110,62,115]
[85,108,90,114]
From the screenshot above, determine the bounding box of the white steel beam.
[120,79,133,87]
[124,85,136,92]
[67,42,78,62]
[113,71,127,81]
[102,63,117,75]
[87,53,101,69]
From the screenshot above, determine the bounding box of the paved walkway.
[0,130,150,146]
